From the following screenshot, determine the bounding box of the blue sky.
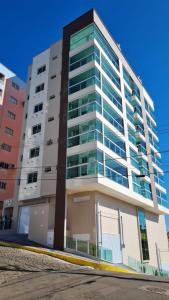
[1,0,169,229]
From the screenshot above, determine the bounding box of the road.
[0,246,169,299]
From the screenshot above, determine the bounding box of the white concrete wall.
[41,41,62,197]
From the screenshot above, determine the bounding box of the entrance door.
[102,233,122,264]
[18,206,30,234]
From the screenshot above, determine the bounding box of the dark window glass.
[30,147,40,158]
[5,127,13,136]
[7,111,16,120]
[0,181,6,190]
[1,144,12,152]
[34,103,43,113]
[35,83,44,93]
[9,96,17,105]
[32,124,41,135]
[138,209,150,261]
[12,81,20,90]
[48,116,54,122]
[37,65,46,74]
[27,172,38,184]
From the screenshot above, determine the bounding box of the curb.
[0,240,134,274]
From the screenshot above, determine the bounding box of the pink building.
[0,63,26,218]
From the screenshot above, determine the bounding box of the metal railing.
[66,237,113,263]
[128,256,169,277]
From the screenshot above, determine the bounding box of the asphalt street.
[0,246,169,300]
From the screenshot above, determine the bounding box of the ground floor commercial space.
[14,191,169,270]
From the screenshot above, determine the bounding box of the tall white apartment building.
[15,9,169,270]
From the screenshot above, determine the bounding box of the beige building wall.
[67,192,96,243]
[146,213,168,266]
[67,191,168,267]
[28,202,49,246]
[95,192,141,265]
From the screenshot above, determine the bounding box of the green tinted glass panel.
[70,24,94,50]
[138,210,150,261]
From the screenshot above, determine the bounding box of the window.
[27,172,38,184]
[151,150,161,168]
[0,181,6,190]
[52,55,57,60]
[128,126,136,146]
[126,104,134,125]
[9,96,17,105]
[67,150,104,179]
[102,77,122,111]
[37,65,46,74]
[48,116,54,122]
[94,24,119,70]
[103,100,124,134]
[105,154,128,187]
[137,139,147,155]
[0,73,5,82]
[0,162,14,169]
[30,147,40,158]
[34,103,43,113]
[70,24,94,51]
[5,127,13,136]
[49,95,55,100]
[138,209,150,261]
[67,119,102,148]
[146,115,157,135]
[132,172,152,200]
[1,143,12,152]
[44,167,52,172]
[69,45,100,71]
[156,189,168,208]
[130,148,139,170]
[144,98,155,120]
[68,92,102,120]
[133,101,142,118]
[135,119,144,136]
[35,83,44,93]
[124,86,132,105]
[46,139,53,145]
[32,124,41,135]
[69,68,101,95]
[12,81,19,90]
[7,111,16,120]
[101,55,121,90]
[148,132,159,150]
[104,125,126,159]
[51,75,56,79]
[140,159,149,176]
[123,67,140,99]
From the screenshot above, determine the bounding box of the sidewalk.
[0,233,134,274]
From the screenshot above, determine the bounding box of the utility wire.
[1,148,169,171]
[3,120,169,150]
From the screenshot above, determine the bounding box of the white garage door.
[18,206,30,234]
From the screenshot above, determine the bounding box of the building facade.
[0,64,26,219]
[15,10,169,269]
